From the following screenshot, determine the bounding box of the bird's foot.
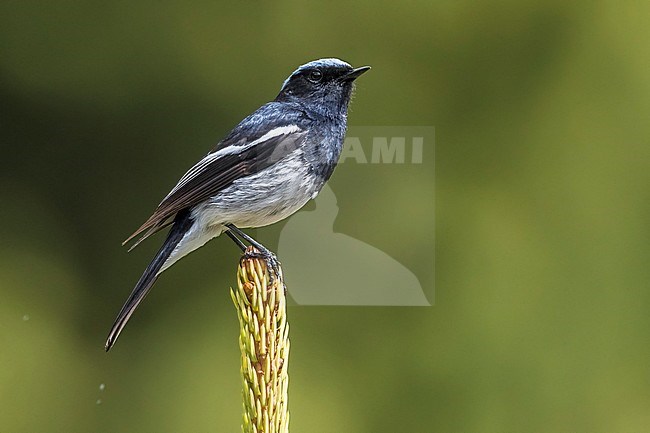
[226,223,284,289]
[242,246,282,286]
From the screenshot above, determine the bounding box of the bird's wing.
[124,124,308,248]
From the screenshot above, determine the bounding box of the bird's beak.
[341,66,371,82]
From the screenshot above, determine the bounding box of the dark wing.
[123,124,307,248]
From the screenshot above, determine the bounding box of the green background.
[1,1,649,432]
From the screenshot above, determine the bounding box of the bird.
[105,58,370,351]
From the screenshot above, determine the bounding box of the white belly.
[192,149,318,229]
[160,149,320,273]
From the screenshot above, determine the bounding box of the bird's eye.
[307,69,323,83]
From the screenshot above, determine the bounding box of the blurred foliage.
[1,0,650,432]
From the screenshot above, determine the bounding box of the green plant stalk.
[231,253,290,433]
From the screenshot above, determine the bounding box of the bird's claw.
[242,247,282,286]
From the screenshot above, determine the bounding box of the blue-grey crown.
[280,58,353,91]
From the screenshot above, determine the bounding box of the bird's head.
[276,58,370,116]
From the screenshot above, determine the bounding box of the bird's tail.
[105,209,193,351]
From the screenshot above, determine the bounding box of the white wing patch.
[162,124,302,201]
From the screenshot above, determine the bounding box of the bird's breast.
[194,148,320,229]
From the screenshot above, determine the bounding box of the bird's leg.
[225,224,281,281]
[225,229,247,252]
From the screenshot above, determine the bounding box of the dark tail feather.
[105,210,193,352]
